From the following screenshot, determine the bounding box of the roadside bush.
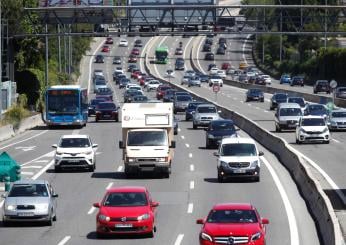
[2,105,30,129]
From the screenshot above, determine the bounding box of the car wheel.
[313,90,317,94]
[96,232,106,239]
[88,164,95,172]
[54,166,61,173]
[193,123,197,129]
[261,99,264,102]
[324,140,330,144]
[95,118,99,122]
[174,109,177,115]
[270,106,274,110]
[46,213,53,226]
[147,230,155,238]
[2,219,10,227]
[185,117,189,121]
[217,171,224,183]
[53,213,57,221]
[253,176,260,182]
[296,138,301,144]
[206,140,210,149]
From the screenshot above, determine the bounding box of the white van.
[275,103,303,132]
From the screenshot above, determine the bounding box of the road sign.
[213,83,220,93]
[330,80,337,89]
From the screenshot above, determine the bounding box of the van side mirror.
[170,141,176,148]
[213,152,219,157]
[119,141,124,149]
[259,151,264,156]
[52,144,58,148]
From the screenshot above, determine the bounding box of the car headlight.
[208,134,215,139]
[36,203,49,211]
[85,151,93,155]
[127,157,135,163]
[5,204,16,211]
[251,160,259,167]
[98,214,110,222]
[220,161,228,167]
[137,213,150,221]
[56,151,63,155]
[322,127,329,133]
[251,232,262,241]
[300,128,306,134]
[157,157,167,162]
[200,232,213,242]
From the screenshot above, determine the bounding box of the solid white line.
[332,139,340,143]
[189,153,193,158]
[183,37,194,70]
[88,40,105,93]
[106,182,114,190]
[190,164,194,171]
[185,143,190,148]
[117,166,123,172]
[20,150,55,167]
[190,181,195,189]
[178,128,181,132]
[174,234,184,245]
[32,160,55,180]
[187,203,194,213]
[21,166,43,169]
[57,236,71,245]
[181,135,185,139]
[242,34,252,64]
[33,160,49,163]
[87,206,96,215]
[264,110,269,113]
[0,130,48,150]
[261,156,299,245]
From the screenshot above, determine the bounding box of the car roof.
[221,137,255,144]
[278,103,301,108]
[13,179,48,185]
[61,134,89,139]
[107,186,147,193]
[213,203,254,210]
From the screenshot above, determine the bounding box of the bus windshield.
[47,90,79,114]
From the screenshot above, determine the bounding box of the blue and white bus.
[45,85,88,127]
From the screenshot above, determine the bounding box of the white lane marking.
[174,234,184,245]
[264,110,269,113]
[15,146,36,152]
[32,160,55,180]
[187,203,194,213]
[45,151,55,157]
[178,128,181,132]
[185,143,190,148]
[0,130,48,150]
[57,236,71,245]
[117,166,123,172]
[21,165,43,169]
[242,34,252,64]
[189,153,193,158]
[181,135,185,139]
[21,172,34,176]
[261,156,299,245]
[255,107,260,110]
[190,164,194,171]
[20,150,55,166]
[196,36,206,73]
[106,182,114,190]
[87,206,96,215]
[33,160,49,163]
[183,37,194,70]
[72,129,80,135]
[190,181,195,189]
[332,139,340,143]
[88,40,105,93]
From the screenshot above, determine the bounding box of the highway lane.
[146,35,320,245]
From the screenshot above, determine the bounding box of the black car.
[95,87,113,101]
[163,89,178,102]
[290,76,304,86]
[95,102,119,122]
[175,58,185,70]
[119,78,130,89]
[205,38,213,45]
[216,47,225,55]
[199,74,209,83]
[205,119,237,148]
[124,89,143,103]
[205,52,215,61]
[88,98,106,116]
[219,42,227,50]
[270,93,288,110]
[132,95,149,102]
[245,88,264,102]
[208,63,217,71]
[127,64,138,72]
[134,39,143,47]
[313,80,331,94]
[202,43,212,52]
[113,56,121,64]
[304,103,328,117]
[218,37,226,44]
[185,101,204,121]
[95,55,104,63]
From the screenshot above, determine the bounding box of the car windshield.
[127,131,167,146]
[221,143,256,156]
[317,81,328,85]
[308,105,326,113]
[98,103,116,109]
[97,88,111,93]
[338,88,346,92]
[133,96,148,101]
[211,121,235,131]
[177,95,192,102]
[331,111,346,118]
[197,106,217,113]
[302,118,326,126]
[103,192,148,207]
[279,108,302,116]
[207,209,258,223]
[210,76,222,79]
[8,184,49,197]
[59,138,91,148]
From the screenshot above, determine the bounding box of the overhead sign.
[330,80,337,89]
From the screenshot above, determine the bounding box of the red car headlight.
[200,232,213,242]
[98,214,110,222]
[251,232,262,241]
[137,213,150,221]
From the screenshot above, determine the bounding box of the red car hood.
[100,206,150,218]
[204,223,261,237]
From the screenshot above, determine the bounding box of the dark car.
[105,37,113,44]
[185,101,204,121]
[174,95,193,114]
[245,88,264,102]
[119,78,130,89]
[113,56,121,64]
[95,55,104,63]
[124,89,143,103]
[88,99,106,116]
[205,38,213,45]
[335,87,346,99]
[205,119,237,148]
[304,103,328,117]
[255,76,266,85]
[204,52,215,61]
[163,89,178,102]
[270,93,288,110]
[175,58,185,70]
[208,63,217,71]
[313,80,331,94]
[287,96,306,108]
[202,44,212,52]
[174,117,179,135]
[95,87,113,101]
[128,54,137,63]
[175,47,183,55]
[95,102,119,122]
[132,95,149,103]
[199,74,209,83]
[290,76,304,86]
[127,64,138,72]
[113,72,126,84]
[134,39,143,47]
[218,37,226,44]
[216,47,226,55]
[219,42,227,50]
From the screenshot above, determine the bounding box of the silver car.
[2,179,58,226]
[193,104,221,129]
[275,103,303,132]
[328,109,346,131]
[188,76,202,87]
[174,95,193,114]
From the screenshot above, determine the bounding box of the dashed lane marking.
[0,130,48,151]
[87,206,96,215]
[106,182,114,190]
[185,143,190,148]
[174,234,184,245]
[190,164,194,171]
[21,166,43,169]
[189,153,193,158]
[332,139,340,143]
[181,135,185,139]
[57,236,71,245]
[190,181,195,189]
[187,203,194,213]
[21,172,34,176]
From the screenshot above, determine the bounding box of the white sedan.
[216,70,226,78]
[119,39,128,47]
[261,75,272,85]
[209,67,219,75]
[147,80,162,91]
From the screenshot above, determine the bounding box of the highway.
[0,35,321,245]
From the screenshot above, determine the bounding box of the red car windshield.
[207,209,258,223]
[103,192,148,207]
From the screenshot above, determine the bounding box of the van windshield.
[221,143,256,156]
[127,131,167,146]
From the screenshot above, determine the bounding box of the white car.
[261,75,272,85]
[209,67,219,75]
[214,137,263,182]
[208,75,224,87]
[126,84,142,91]
[114,67,124,74]
[216,70,226,78]
[295,116,330,144]
[52,135,98,172]
[147,80,162,91]
[119,39,128,47]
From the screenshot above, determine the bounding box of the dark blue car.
[205,119,238,148]
[185,101,204,121]
[88,98,106,116]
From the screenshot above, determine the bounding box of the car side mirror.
[213,152,219,157]
[52,193,59,198]
[218,110,222,114]
[151,201,159,207]
[170,141,176,149]
[191,111,195,114]
[92,144,98,148]
[259,151,264,156]
[93,202,101,208]
[204,128,208,131]
[196,219,205,224]
[119,141,124,149]
[1,193,7,198]
[52,144,58,148]
[262,218,269,224]
[235,127,240,131]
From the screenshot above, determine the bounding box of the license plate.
[18,212,34,217]
[115,223,133,228]
[103,115,111,118]
[234,169,246,174]
[68,159,79,163]
[254,97,258,99]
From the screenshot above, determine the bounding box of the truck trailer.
[119,103,176,178]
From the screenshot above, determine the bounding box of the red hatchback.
[93,186,159,238]
[221,62,231,70]
[197,203,269,245]
[105,37,114,45]
[131,48,140,56]
[102,45,110,52]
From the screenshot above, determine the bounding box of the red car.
[156,85,171,100]
[221,62,231,70]
[105,37,113,45]
[93,186,159,238]
[196,203,269,245]
[131,48,140,56]
[131,70,142,79]
[102,45,110,52]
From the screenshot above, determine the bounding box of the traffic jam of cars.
[2,34,345,245]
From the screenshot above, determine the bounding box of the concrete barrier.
[0,125,15,142]
[145,55,345,245]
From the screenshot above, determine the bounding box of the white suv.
[214,137,263,182]
[296,116,330,144]
[52,135,98,172]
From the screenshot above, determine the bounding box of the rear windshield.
[274,94,287,100]
[207,210,258,223]
[103,192,148,207]
[176,95,193,101]
[97,103,116,109]
[221,143,256,156]
[211,121,235,131]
